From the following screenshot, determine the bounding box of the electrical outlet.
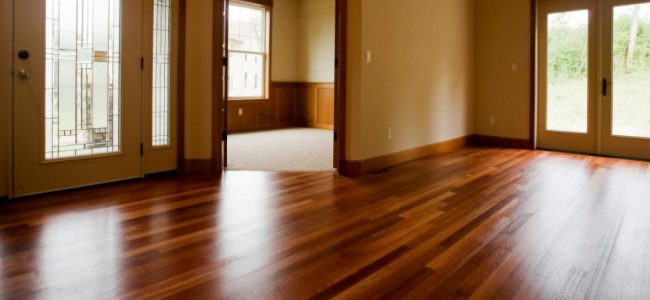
[489,116,496,126]
[238,108,243,116]
[387,127,392,139]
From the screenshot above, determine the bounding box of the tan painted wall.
[272,0,335,83]
[347,0,475,160]
[184,0,214,159]
[474,0,531,140]
[298,0,335,83]
[271,0,300,81]
[0,0,11,197]
[346,0,364,160]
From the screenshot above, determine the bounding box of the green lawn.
[547,71,650,138]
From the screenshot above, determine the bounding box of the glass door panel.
[612,3,650,138]
[546,10,590,133]
[537,0,598,154]
[45,0,122,160]
[600,0,650,160]
[143,0,178,174]
[151,0,172,147]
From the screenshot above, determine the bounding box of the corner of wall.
[472,0,532,141]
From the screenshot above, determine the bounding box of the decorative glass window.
[152,0,172,146]
[228,2,269,99]
[45,0,122,159]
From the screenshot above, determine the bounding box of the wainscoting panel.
[227,82,334,132]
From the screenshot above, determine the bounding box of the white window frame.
[227,0,271,100]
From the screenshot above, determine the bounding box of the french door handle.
[602,78,608,96]
[17,69,31,79]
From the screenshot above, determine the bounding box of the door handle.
[602,78,608,96]
[17,69,30,79]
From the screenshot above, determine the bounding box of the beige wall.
[184,0,214,159]
[298,0,335,83]
[0,0,10,197]
[346,0,364,160]
[347,0,475,160]
[272,0,335,83]
[271,0,300,81]
[474,0,531,140]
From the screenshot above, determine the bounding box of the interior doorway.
[221,0,339,172]
[537,0,650,160]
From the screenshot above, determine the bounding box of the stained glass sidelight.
[152,0,171,146]
[45,0,122,160]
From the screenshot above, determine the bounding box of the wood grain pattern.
[180,159,213,174]
[227,82,298,132]
[298,83,335,130]
[343,136,470,175]
[227,82,334,132]
[2,147,650,299]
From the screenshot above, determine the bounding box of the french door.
[538,0,650,160]
[601,0,650,159]
[13,0,176,197]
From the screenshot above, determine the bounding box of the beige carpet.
[227,127,335,172]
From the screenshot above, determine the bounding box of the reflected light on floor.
[216,171,279,286]
[36,209,123,298]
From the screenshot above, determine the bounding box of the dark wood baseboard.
[180,159,215,174]
[470,134,533,149]
[228,124,296,134]
[340,136,470,176]
[303,122,334,131]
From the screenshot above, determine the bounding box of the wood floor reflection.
[2,147,650,299]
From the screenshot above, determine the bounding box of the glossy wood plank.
[2,147,650,299]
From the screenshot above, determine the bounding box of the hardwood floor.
[2,147,650,299]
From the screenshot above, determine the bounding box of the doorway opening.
[536,0,650,160]
[222,0,338,172]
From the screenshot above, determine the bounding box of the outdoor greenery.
[548,13,588,84]
[547,6,650,137]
